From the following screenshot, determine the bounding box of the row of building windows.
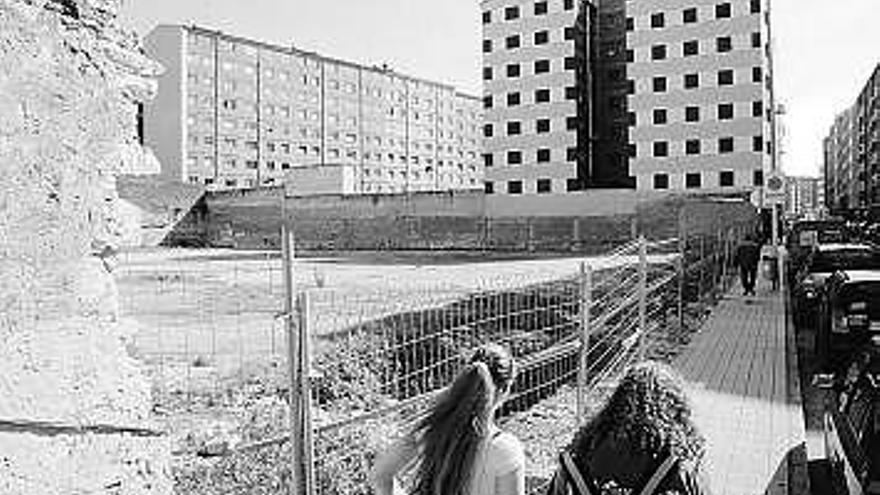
[646,33,761,61]
[483,148,578,167]
[650,169,764,190]
[192,174,480,189]
[483,58,576,80]
[483,87,577,109]
[637,67,763,93]
[483,169,762,195]
[201,133,477,153]
[645,136,765,157]
[188,74,480,119]
[629,0,762,30]
[190,146,478,164]
[632,101,765,126]
[483,28,578,53]
[482,0,576,25]
[484,117,580,137]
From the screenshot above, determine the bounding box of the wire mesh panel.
[116,247,290,493]
[118,249,287,408]
[300,238,702,495]
[121,217,751,495]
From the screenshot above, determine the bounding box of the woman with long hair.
[372,344,524,495]
[548,361,711,495]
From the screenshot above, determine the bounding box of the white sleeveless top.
[468,426,526,495]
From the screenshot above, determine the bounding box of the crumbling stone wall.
[0,1,170,493]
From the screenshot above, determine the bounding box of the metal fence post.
[577,262,592,419]
[638,236,648,361]
[677,213,686,330]
[295,291,315,495]
[282,225,315,495]
[697,235,705,303]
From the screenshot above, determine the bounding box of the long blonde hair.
[410,344,515,495]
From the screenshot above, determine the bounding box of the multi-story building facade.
[823,107,858,213]
[784,176,820,219]
[626,0,772,194]
[480,0,596,197]
[143,25,482,193]
[823,63,880,216]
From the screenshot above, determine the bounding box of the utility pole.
[765,0,784,288]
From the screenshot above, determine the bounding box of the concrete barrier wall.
[182,188,757,252]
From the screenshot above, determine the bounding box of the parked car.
[786,219,848,281]
[815,269,880,376]
[792,244,880,328]
[822,345,880,495]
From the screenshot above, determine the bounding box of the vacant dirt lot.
[118,249,635,385]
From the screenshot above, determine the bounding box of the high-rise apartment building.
[480,0,595,197]
[823,63,880,216]
[823,107,859,213]
[626,0,772,194]
[784,176,821,219]
[143,25,482,193]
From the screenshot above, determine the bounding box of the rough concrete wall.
[0,1,170,493]
[182,189,753,252]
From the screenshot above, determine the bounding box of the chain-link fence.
[118,202,756,495]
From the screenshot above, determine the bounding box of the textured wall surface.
[0,0,170,493]
[186,190,751,252]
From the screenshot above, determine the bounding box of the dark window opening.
[653,173,669,189]
[719,170,735,187]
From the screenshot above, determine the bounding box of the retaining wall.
[180,187,755,253]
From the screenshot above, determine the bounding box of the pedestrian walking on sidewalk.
[734,234,761,296]
[546,361,711,495]
[372,344,524,495]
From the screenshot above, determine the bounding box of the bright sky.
[122,0,880,179]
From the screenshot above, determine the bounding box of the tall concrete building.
[823,107,858,213]
[784,176,821,219]
[143,25,482,193]
[823,63,880,217]
[480,0,596,198]
[626,0,772,194]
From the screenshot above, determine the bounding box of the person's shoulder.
[491,431,524,454]
[488,430,525,471]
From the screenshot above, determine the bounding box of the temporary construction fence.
[153,208,755,495]
[116,248,287,413]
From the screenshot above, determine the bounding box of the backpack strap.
[637,455,678,495]
[560,451,595,495]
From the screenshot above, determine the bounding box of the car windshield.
[812,250,880,272]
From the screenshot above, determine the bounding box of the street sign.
[764,173,785,205]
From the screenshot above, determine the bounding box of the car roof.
[814,243,874,252]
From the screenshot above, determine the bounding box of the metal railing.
[163,216,753,495]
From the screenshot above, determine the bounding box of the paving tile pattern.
[673,280,807,495]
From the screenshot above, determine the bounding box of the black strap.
[561,451,594,495]
[555,451,679,495]
[638,455,678,495]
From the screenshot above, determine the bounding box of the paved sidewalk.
[673,278,808,495]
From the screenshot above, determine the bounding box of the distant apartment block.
[824,63,880,216]
[784,176,820,219]
[824,107,858,213]
[626,0,772,194]
[143,25,482,193]
[480,0,597,197]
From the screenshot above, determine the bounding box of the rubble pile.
[0,0,170,493]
